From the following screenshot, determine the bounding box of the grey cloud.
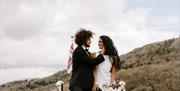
[3,4,46,40]
[1,0,67,40]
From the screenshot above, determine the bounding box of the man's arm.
[74,49,104,65]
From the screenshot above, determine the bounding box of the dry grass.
[117,61,180,91]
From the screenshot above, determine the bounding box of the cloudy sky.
[0,0,179,84]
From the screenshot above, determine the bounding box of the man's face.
[84,38,91,47]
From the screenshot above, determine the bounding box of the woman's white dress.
[95,53,113,90]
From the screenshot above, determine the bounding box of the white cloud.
[3,3,47,40]
[1,35,70,69]
[0,67,59,84]
[148,15,179,31]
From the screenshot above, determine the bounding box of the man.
[69,28,105,91]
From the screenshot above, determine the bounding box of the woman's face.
[98,38,104,49]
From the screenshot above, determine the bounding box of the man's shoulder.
[74,46,83,53]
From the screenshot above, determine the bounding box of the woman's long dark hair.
[100,35,121,71]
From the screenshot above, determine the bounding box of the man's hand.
[91,52,96,59]
[100,47,105,54]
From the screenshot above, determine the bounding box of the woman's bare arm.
[110,65,116,85]
[92,67,97,91]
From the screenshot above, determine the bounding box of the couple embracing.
[69,28,121,91]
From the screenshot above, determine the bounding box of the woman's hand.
[92,84,97,91]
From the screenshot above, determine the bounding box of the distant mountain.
[1,37,180,91]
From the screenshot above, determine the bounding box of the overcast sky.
[0,0,179,84]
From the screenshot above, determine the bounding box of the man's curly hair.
[75,28,94,46]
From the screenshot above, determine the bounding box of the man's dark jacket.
[69,46,105,89]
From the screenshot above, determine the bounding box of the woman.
[92,35,121,91]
